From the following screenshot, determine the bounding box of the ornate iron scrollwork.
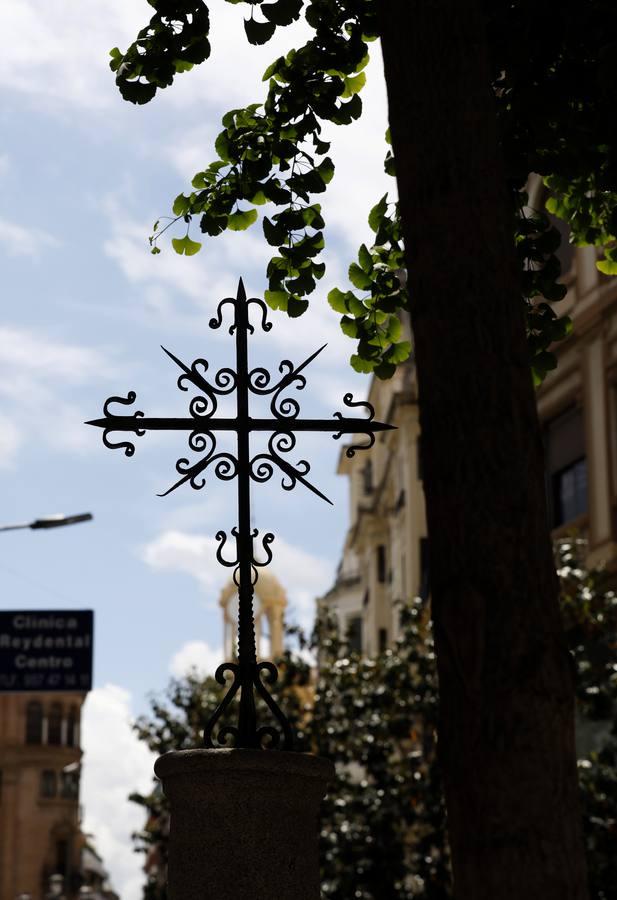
[100,392,145,456]
[88,278,394,751]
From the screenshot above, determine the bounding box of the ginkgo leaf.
[172,236,202,256]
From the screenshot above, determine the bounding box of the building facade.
[80,845,120,900]
[321,182,617,650]
[320,328,428,655]
[0,693,85,900]
[530,179,617,570]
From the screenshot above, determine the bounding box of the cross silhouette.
[88,279,394,749]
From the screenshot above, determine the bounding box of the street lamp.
[0,513,93,533]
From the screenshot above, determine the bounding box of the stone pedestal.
[154,748,334,900]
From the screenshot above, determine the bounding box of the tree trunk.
[379,2,588,898]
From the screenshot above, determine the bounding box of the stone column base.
[154,748,334,900]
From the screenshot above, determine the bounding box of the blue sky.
[1,3,391,896]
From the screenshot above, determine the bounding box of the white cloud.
[0,2,145,110]
[103,206,268,312]
[101,211,356,381]
[0,1,305,115]
[163,124,219,180]
[309,369,368,410]
[0,327,115,456]
[141,529,332,629]
[159,498,227,532]
[263,537,332,628]
[141,530,220,590]
[0,217,59,258]
[81,685,156,900]
[101,203,362,368]
[0,327,107,381]
[0,415,22,468]
[169,639,223,678]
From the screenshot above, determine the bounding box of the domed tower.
[219,571,287,660]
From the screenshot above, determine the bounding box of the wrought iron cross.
[88,279,393,750]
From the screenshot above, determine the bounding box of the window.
[544,408,587,528]
[60,770,79,799]
[48,703,62,746]
[347,616,363,654]
[67,707,78,748]
[26,701,43,745]
[378,628,388,653]
[377,545,387,584]
[40,770,57,798]
[554,459,587,525]
[56,840,69,876]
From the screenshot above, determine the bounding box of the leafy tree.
[307,605,450,900]
[558,540,617,900]
[110,1,587,381]
[110,2,617,895]
[130,542,617,899]
[129,600,450,900]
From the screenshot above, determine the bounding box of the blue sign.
[0,610,93,692]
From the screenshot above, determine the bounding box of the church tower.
[219,571,287,660]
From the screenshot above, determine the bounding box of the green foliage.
[514,192,572,386]
[110,2,211,104]
[307,603,451,899]
[171,235,202,255]
[111,1,617,380]
[139,1,376,322]
[133,672,222,756]
[484,3,617,274]
[557,540,617,724]
[327,187,411,380]
[327,167,572,379]
[130,543,617,899]
[129,601,451,900]
[579,745,617,900]
[555,540,617,897]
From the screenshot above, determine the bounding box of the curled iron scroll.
[209,297,238,334]
[254,663,293,750]
[203,663,241,749]
[162,347,237,419]
[248,344,325,420]
[248,359,306,420]
[247,296,272,333]
[203,660,292,750]
[249,432,330,504]
[333,393,378,457]
[158,431,238,497]
[252,531,275,568]
[215,528,239,568]
[101,392,145,456]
